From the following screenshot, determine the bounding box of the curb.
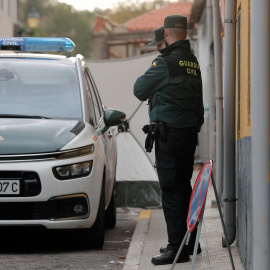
[122,210,152,270]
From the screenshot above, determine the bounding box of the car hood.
[0,118,85,154]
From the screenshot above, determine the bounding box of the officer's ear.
[164,28,169,38]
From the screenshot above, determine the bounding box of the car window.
[87,70,104,112]
[0,58,82,120]
[83,73,96,126]
[84,70,102,124]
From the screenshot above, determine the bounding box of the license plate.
[0,180,20,195]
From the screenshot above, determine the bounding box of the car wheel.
[83,176,105,249]
[105,185,116,229]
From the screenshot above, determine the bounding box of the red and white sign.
[187,160,213,233]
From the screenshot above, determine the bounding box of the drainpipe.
[206,0,213,159]
[211,0,223,197]
[251,0,270,269]
[222,0,236,247]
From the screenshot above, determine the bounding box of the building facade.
[189,1,270,270]
[91,1,193,59]
[0,0,17,37]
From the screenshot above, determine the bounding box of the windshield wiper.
[0,114,51,119]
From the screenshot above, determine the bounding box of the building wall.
[191,12,216,165]
[190,1,268,268]
[236,136,252,270]
[190,1,252,268]
[236,0,251,139]
[91,33,109,59]
[0,0,16,37]
[188,17,210,163]
[235,0,252,269]
[91,31,154,60]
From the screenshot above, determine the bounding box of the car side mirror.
[101,109,126,134]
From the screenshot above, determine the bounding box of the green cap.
[164,15,187,30]
[148,26,165,46]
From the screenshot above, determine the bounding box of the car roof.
[0,52,78,63]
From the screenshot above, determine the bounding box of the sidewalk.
[123,170,244,270]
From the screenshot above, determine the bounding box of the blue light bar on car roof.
[0,37,75,52]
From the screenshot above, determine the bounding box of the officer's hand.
[147,94,154,105]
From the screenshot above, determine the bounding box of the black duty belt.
[166,127,181,132]
[166,126,197,132]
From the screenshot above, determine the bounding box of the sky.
[58,0,180,12]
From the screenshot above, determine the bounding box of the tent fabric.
[116,132,158,181]
[115,131,161,207]
[86,52,158,119]
[116,181,161,208]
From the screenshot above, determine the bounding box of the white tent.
[87,52,161,207]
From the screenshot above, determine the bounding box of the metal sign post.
[190,204,205,270]
[170,231,190,270]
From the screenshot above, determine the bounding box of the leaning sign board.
[187,160,212,233]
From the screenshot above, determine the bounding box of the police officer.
[148,26,166,52]
[134,15,204,265]
[147,26,166,104]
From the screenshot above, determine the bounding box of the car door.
[84,69,116,207]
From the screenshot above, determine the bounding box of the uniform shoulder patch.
[152,61,157,67]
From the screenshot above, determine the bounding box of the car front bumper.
[0,154,103,229]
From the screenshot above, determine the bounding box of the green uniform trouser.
[155,127,197,251]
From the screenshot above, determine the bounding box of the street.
[0,208,141,270]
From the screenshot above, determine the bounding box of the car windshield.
[0,58,82,120]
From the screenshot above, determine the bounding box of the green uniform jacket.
[134,40,204,131]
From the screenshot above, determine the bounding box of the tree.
[44,4,94,58]
[18,0,94,58]
[18,0,56,29]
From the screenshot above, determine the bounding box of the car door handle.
[108,131,113,139]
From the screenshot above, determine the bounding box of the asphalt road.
[0,208,141,270]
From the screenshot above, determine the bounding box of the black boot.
[152,246,189,265]
[159,243,202,255]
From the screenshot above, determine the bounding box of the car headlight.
[53,160,93,180]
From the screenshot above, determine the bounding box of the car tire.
[83,175,105,249]
[105,185,116,229]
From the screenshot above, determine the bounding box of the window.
[87,70,103,112]
[83,73,95,126]
[84,70,102,126]
[0,59,82,120]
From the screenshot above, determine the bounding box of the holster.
[142,123,156,153]
[142,122,167,153]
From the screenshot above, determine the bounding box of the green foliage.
[18,0,93,58]
[44,4,93,58]
[18,0,56,27]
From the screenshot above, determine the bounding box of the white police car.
[0,37,126,248]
